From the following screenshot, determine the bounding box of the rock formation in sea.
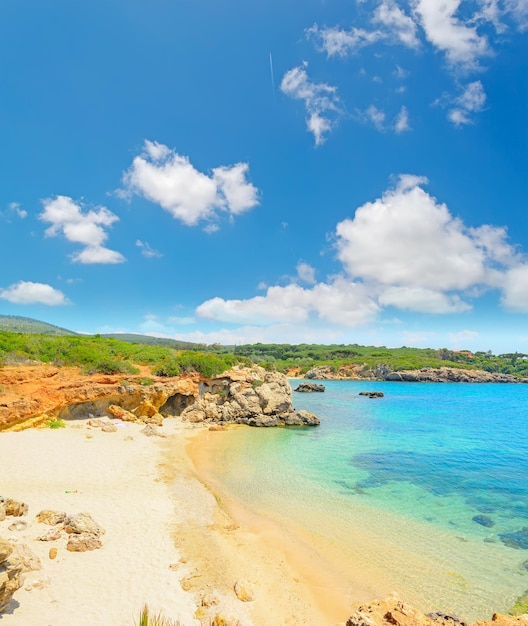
[294,382,325,393]
[0,364,318,430]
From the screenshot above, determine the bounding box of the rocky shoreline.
[0,364,318,432]
[302,364,528,384]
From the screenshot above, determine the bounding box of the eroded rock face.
[180,367,320,427]
[0,365,199,430]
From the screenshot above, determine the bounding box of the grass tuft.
[136,604,180,626]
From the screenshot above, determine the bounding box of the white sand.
[0,419,199,626]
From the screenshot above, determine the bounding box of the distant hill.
[101,333,206,351]
[0,315,76,336]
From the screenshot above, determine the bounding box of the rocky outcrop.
[180,366,319,427]
[359,391,384,398]
[303,364,527,383]
[345,598,528,626]
[384,368,525,383]
[294,382,325,393]
[0,537,24,613]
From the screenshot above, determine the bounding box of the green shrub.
[46,418,66,429]
[251,379,264,388]
[137,377,154,386]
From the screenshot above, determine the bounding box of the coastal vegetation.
[0,314,527,378]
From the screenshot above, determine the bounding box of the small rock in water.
[359,391,384,398]
[472,514,495,527]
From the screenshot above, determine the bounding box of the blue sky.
[0,0,527,353]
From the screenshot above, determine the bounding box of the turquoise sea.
[203,380,528,621]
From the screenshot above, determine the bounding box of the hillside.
[0,315,76,336]
[101,333,204,351]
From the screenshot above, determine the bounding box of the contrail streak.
[269,52,276,101]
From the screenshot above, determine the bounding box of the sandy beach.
[0,417,352,626]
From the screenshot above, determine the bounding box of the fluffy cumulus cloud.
[448,80,487,125]
[412,0,490,68]
[40,196,125,264]
[0,281,69,305]
[197,278,379,327]
[336,175,487,291]
[121,141,259,228]
[190,175,527,331]
[280,64,341,145]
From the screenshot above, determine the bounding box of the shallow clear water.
[205,381,528,620]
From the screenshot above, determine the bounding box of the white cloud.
[306,24,384,57]
[509,0,528,29]
[448,80,486,125]
[296,262,316,284]
[1,202,28,221]
[121,141,259,227]
[363,105,386,131]
[501,264,528,311]
[196,278,379,328]
[190,175,525,330]
[136,240,163,259]
[449,329,479,347]
[412,0,490,68]
[394,105,411,132]
[379,286,471,313]
[0,281,69,305]
[40,195,125,264]
[373,1,421,48]
[335,175,515,303]
[280,64,341,145]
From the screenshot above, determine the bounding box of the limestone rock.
[0,537,25,613]
[234,578,255,602]
[10,544,41,572]
[181,366,320,428]
[211,614,241,626]
[49,548,58,560]
[36,509,66,525]
[5,499,28,517]
[37,527,63,542]
[294,382,325,392]
[108,404,137,422]
[140,424,166,437]
[66,532,102,552]
[0,504,5,522]
[64,512,104,537]
[101,422,118,432]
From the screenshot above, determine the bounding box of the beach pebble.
[234,579,255,602]
[48,547,57,560]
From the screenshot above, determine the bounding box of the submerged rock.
[499,527,528,549]
[359,391,384,398]
[472,514,494,528]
